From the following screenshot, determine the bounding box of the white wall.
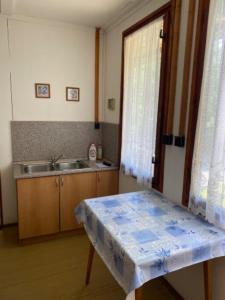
[9,17,95,121]
[102,0,225,299]
[0,15,97,224]
[0,16,17,224]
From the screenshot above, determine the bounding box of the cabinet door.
[97,170,119,197]
[60,172,97,231]
[17,176,60,239]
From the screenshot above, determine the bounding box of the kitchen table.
[75,190,225,300]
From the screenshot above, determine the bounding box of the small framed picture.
[35,83,50,98]
[66,87,80,102]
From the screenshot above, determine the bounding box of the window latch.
[160,29,166,39]
[152,156,158,164]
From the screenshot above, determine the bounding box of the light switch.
[107,98,115,110]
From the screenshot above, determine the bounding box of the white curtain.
[121,17,163,186]
[190,0,225,229]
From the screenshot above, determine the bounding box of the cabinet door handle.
[61,177,64,186]
[55,177,59,187]
[98,173,100,182]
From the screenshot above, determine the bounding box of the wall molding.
[102,0,153,32]
[2,14,95,31]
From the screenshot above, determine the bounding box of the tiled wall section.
[11,121,119,163]
[11,121,101,161]
[101,122,119,164]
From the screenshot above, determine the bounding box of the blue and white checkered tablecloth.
[75,190,225,298]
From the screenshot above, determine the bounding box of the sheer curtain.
[190,0,225,229]
[121,17,163,186]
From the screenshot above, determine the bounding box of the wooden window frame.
[95,28,100,127]
[176,0,196,146]
[0,173,3,228]
[119,1,181,192]
[182,0,211,206]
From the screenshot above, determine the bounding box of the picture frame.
[66,87,80,102]
[35,83,50,98]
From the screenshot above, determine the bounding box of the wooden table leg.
[85,242,95,286]
[203,260,212,300]
[135,287,143,300]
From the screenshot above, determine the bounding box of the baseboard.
[160,277,184,300]
[19,228,85,245]
[0,222,18,229]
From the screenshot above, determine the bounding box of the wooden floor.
[0,227,179,300]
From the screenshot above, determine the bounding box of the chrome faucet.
[50,154,63,167]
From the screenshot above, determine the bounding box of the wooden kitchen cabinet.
[17,176,60,239]
[60,170,118,231]
[17,169,118,239]
[97,170,119,197]
[60,172,97,231]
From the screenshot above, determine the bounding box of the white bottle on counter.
[97,144,103,160]
[88,143,97,161]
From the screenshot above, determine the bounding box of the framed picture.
[66,87,80,102]
[35,83,50,98]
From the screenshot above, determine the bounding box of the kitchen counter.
[13,159,118,179]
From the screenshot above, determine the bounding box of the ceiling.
[0,0,143,27]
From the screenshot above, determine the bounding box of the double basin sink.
[21,160,90,174]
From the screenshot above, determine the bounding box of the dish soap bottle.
[88,143,97,161]
[97,144,103,160]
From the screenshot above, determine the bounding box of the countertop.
[13,159,118,179]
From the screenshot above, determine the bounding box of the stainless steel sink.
[21,160,90,174]
[22,163,54,174]
[54,161,89,171]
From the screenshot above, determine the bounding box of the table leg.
[203,260,212,300]
[85,242,95,286]
[135,287,143,300]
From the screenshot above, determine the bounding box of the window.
[121,17,164,187]
[184,0,225,228]
[119,2,178,192]
[119,2,181,191]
